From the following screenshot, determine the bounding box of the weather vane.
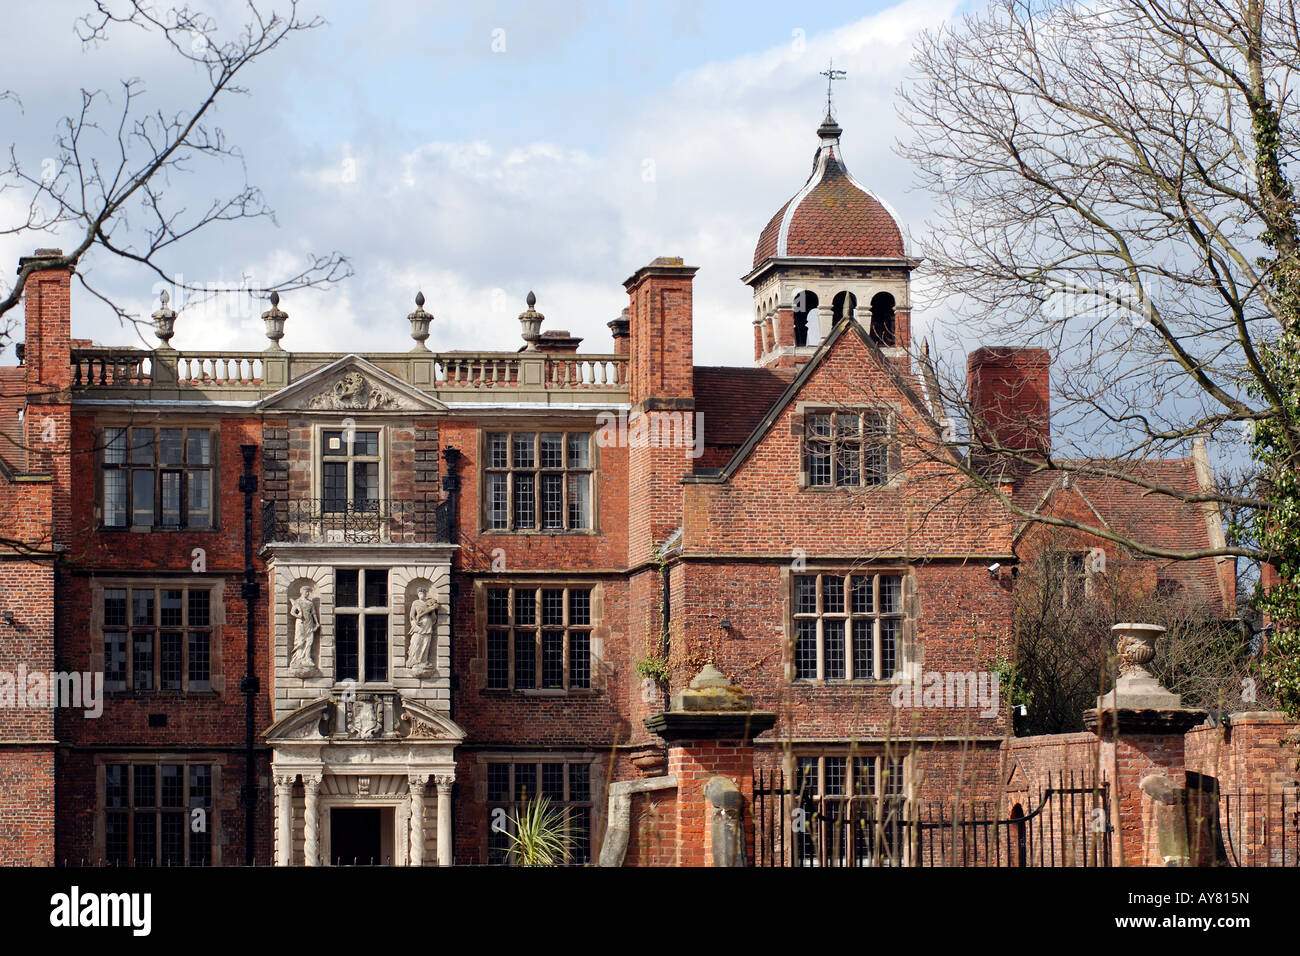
[820,59,847,119]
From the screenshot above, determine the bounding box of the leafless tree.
[1012,531,1261,734]
[890,0,1300,567]
[0,1,351,352]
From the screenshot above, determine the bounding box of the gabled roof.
[693,366,796,447]
[1011,458,1233,610]
[686,318,952,483]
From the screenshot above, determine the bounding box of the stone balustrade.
[69,347,630,403]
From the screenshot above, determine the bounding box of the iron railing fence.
[262,497,452,545]
[755,769,1111,867]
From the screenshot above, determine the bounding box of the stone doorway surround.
[266,696,464,866]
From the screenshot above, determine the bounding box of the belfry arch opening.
[793,290,818,347]
[869,292,896,347]
[832,291,857,324]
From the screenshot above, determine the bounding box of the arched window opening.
[793,290,818,347]
[869,292,896,347]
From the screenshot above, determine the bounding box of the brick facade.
[0,114,1250,868]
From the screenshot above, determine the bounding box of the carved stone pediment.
[399,699,467,743]
[258,355,446,413]
[265,693,466,749]
[307,370,410,411]
[263,697,331,742]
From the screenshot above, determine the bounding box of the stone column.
[302,772,322,867]
[644,664,777,867]
[273,773,295,866]
[817,305,835,343]
[435,775,454,866]
[408,776,427,867]
[1084,624,1206,866]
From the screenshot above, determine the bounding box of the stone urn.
[1114,622,1164,677]
[152,289,177,347]
[408,291,433,351]
[262,291,287,350]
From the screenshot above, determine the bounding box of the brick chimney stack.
[624,257,697,410]
[966,346,1051,480]
[622,257,698,566]
[18,248,73,541]
[20,249,72,396]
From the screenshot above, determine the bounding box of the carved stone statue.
[288,584,321,677]
[407,586,438,677]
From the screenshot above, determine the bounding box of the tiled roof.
[752,136,904,269]
[0,367,25,471]
[693,365,797,450]
[753,201,790,268]
[1013,459,1231,609]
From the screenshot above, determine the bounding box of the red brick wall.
[1185,712,1300,792]
[667,738,756,867]
[0,750,53,864]
[622,784,678,866]
[54,410,272,865]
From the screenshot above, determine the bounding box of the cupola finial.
[817,58,846,140]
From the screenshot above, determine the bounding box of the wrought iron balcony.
[262,497,452,545]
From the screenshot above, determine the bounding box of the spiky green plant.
[505,796,574,867]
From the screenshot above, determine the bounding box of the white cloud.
[2,0,962,369]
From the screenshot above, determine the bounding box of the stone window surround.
[94,420,220,531]
[779,564,918,687]
[309,420,389,506]
[91,753,225,867]
[472,751,604,865]
[471,577,607,697]
[475,422,602,536]
[794,401,903,491]
[89,575,227,695]
[271,559,452,712]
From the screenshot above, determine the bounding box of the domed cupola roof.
[752,114,906,269]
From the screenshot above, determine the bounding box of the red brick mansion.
[0,110,1232,867]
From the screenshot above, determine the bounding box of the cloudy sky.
[1,0,972,366]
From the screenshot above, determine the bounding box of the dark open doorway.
[331,807,383,866]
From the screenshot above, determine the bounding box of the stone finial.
[408,290,433,352]
[151,288,177,348]
[518,291,543,350]
[262,290,288,351]
[670,663,754,712]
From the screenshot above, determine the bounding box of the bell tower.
[744,69,916,369]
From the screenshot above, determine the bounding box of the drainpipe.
[239,443,260,866]
[441,447,461,719]
[440,446,461,862]
[660,560,671,712]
